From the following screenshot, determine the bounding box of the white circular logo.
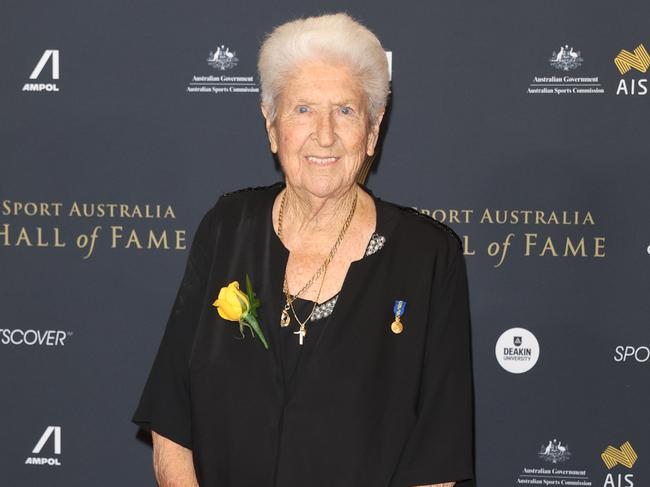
[495,327,540,374]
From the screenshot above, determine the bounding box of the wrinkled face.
[262,60,384,199]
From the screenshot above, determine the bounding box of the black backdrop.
[1,1,648,486]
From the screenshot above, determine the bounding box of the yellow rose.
[212,281,250,321]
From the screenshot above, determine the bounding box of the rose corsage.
[212,274,269,350]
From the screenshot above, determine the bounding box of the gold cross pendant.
[293,326,306,345]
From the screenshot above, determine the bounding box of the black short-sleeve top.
[132,181,475,487]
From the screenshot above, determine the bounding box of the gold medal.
[391,318,403,334]
[391,300,406,334]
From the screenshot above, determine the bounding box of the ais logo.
[614,43,648,96]
[25,426,62,466]
[601,441,638,487]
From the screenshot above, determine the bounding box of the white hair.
[258,12,390,123]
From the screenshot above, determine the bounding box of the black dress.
[132,181,475,487]
[280,231,386,392]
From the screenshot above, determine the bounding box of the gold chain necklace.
[277,186,358,344]
[287,261,329,345]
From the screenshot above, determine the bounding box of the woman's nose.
[315,112,336,147]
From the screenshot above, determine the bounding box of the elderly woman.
[133,12,474,487]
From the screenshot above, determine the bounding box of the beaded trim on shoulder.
[310,294,339,321]
[365,232,386,256]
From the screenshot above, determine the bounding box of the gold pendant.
[391,319,403,334]
[280,307,291,327]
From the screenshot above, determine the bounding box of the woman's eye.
[297,105,309,114]
[339,106,351,115]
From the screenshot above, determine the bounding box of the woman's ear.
[366,108,385,157]
[261,104,278,154]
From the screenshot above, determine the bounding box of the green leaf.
[244,314,269,350]
[245,273,254,300]
[244,273,262,318]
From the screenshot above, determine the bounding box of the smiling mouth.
[306,155,339,165]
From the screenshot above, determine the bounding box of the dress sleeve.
[131,205,215,449]
[390,247,475,487]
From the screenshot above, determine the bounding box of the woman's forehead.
[281,61,365,104]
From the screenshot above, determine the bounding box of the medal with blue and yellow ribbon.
[391,300,406,334]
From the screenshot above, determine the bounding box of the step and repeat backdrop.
[1,0,648,486]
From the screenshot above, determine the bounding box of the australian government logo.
[539,439,572,464]
[528,44,604,95]
[550,45,583,71]
[187,44,259,95]
[518,438,592,485]
[207,45,239,70]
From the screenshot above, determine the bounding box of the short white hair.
[258,12,389,123]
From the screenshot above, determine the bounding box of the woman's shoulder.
[219,182,282,201]
[203,182,282,220]
[378,197,464,268]
[190,183,280,242]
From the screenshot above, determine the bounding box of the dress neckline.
[269,181,383,257]
[268,181,386,305]
[290,231,385,306]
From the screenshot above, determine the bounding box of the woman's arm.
[414,483,455,487]
[151,431,199,487]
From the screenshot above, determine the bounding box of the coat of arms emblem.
[549,45,583,71]
[538,439,572,463]
[207,45,239,71]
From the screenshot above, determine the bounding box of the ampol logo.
[25,426,62,466]
[22,49,60,92]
